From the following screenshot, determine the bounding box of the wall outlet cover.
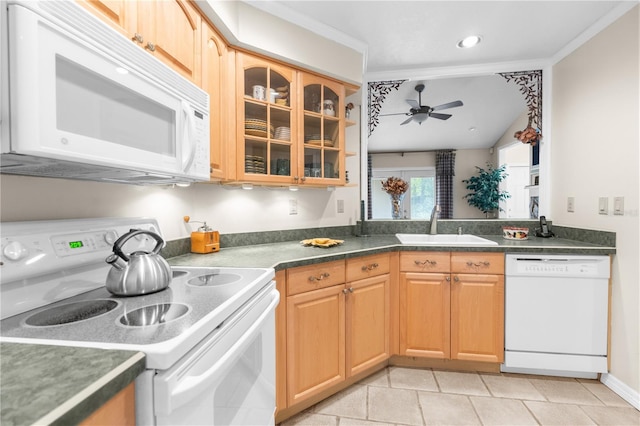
[337,199,345,214]
[567,197,575,212]
[289,199,298,215]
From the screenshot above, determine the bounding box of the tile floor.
[281,367,640,426]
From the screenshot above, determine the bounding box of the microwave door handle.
[155,292,279,415]
[181,101,196,173]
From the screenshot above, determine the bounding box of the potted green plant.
[462,163,510,217]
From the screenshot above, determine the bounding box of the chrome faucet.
[429,205,440,234]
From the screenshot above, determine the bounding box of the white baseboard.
[600,373,640,410]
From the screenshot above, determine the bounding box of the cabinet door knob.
[145,42,156,52]
[454,276,460,282]
[348,287,354,293]
[342,288,348,294]
[132,33,144,43]
[445,276,451,281]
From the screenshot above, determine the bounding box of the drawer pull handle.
[309,272,330,282]
[361,263,379,272]
[466,261,490,267]
[415,260,437,267]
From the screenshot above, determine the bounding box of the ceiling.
[245,1,631,152]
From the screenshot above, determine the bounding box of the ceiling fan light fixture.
[414,113,428,124]
[457,35,482,49]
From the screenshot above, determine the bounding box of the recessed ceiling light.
[457,35,482,49]
[469,126,477,132]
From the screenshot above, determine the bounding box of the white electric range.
[0,217,278,425]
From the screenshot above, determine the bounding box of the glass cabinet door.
[301,75,345,184]
[239,54,296,183]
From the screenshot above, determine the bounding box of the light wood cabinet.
[284,255,390,407]
[400,252,504,363]
[450,253,504,362]
[80,382,135,426]
[201,20,233,179]
[298,73,346,185]
[236,52,298,184]
[79,0,202,85]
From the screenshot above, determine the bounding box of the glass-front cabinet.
[299,74,345,185]
[236,53,297,184]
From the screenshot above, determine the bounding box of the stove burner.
[119,303,189,327]
[25,300,119,327]
[172,270,188,279]
[187,273,242,287]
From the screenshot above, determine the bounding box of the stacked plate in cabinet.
[245,155,266,174]
[245,119,275,138]
[304,134,334,147]
[274,127,291,141]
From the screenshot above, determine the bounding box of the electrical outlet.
[337,199,345,214]
[567,197,575,212]
[598,197,608,215]
[614,197,624,215]
[289,199,297,215]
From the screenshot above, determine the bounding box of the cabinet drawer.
[346,253,390,282]
[451,252,504,274]
[400,252,450,273]
[287,260,346,296]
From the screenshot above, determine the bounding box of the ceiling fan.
[381,83,463,125]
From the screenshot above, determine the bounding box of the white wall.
[551,5,639,402]
[0,175,360,240]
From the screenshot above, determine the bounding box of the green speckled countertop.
[168,234,615,270]
[0,343,145,426]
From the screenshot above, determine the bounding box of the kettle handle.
[113,229,165,262]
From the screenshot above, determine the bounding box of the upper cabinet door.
[236,53,298,184]
[299,73,345,185]
[77,0,136,37]
[137,0,202,85]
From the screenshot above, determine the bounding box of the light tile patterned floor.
[280,367,640,426]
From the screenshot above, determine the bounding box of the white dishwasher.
[503,254,610,379]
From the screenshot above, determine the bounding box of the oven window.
[55,55,176,156]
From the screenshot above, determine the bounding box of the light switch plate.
[598,197,608,215]
[614,197,624,215]
[289,199,298,215]
[567,197,575,212]
[337,199,345,214]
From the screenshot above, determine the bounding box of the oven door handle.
[155,290,279,415]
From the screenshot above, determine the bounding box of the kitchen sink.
[395,233,498,246]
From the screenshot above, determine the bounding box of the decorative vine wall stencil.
[367,80,406,136]
[498,70,543,134]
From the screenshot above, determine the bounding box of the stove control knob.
[3,241,29,261]
[104,230,118,245]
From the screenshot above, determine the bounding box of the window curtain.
[435,150,456,219]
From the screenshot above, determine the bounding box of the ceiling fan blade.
[400,116,414,125]
[379,112,410,117]
[432,100,463,111]
[406,99,420,109]
[429,112,452,120]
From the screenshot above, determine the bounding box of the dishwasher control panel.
[505,254,610,278]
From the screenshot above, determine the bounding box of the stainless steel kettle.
[105,229,172,296]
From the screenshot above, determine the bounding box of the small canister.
[252,85,266,100]
[323,99,335,116]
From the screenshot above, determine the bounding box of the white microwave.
[0,1,210,185]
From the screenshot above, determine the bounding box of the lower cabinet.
[400,252,504,363]
[283,254,390,408]
[80,382,135,426]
